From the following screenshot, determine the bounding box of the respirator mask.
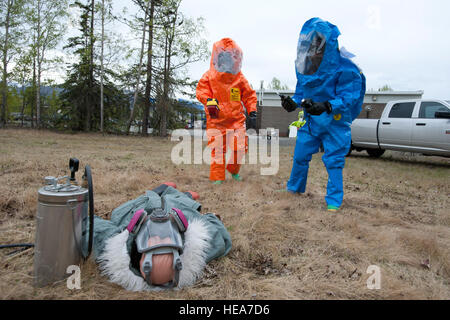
[127,206,188,288]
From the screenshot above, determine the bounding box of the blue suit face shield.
[296,31,326,76]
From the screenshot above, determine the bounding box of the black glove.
[248,111,257,129]
[301,99,332,116]
[280,95,298,113]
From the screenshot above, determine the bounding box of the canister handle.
[83,165,94,260]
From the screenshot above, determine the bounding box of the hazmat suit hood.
[291,17,366,133]
[295,18,341,87]
[210,38,243,83]
[196,36,257,131]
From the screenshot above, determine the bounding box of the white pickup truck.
[350,99,450,158]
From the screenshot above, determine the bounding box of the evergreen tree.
[61,1,129,132]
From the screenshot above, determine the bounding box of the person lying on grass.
[92,183,231,291]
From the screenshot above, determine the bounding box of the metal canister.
[33,178,89,287]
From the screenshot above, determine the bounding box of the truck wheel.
[366,149,385,158]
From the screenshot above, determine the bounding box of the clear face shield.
[295,31,326,75]
[213,48,242,75]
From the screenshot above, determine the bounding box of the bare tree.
[142,0,157,136]
[11,52,33,126]
[159,4,178,137]
[87,0,94,131]
[0,0,26,128]
[29,0,68,128]
[155,0,208,137]
[100,0,105,132]
[125,0,151,135]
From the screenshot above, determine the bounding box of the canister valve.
[69,158,79,182]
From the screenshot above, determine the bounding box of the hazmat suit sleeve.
[240,77,258,114]
[292,81,304,106]
[328,70,363,119]
[196,72,213,108]
[202,213,232,263]
[92,215,122,259]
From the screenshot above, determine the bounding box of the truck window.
[388,102,415,118]
[419,102,450,119]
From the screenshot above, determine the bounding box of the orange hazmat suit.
[196,38,257,182]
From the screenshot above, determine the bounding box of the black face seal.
[295,31,326,75]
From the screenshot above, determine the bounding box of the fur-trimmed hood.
[97,218,211,291]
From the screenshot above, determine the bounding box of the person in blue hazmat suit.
[281,18,366,212]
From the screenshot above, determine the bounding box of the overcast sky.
[113,0,450,99]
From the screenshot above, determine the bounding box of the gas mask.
[213,48,242,75]
[127,207,188,288]
[295,31,326,75]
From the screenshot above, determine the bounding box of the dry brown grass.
[0,128,449,300]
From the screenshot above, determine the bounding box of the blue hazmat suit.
[287,18,366,208]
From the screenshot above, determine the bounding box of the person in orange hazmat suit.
[196,38,258,184]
